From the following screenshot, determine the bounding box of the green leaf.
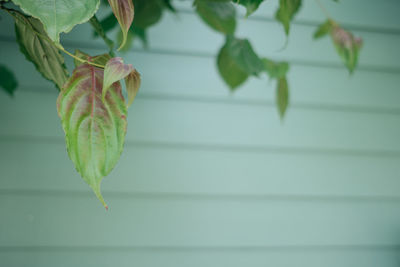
[73,50,111,68]
[57,63,128,208]
[225,36,264,76]
[313,19,334,39]
[330,26,362,73]
[0,64,18,96]
[94,12,118,35]
[132,0,163,29]
[262,58,289,79]
[195,0,236,34]
[217,44,248,90]
[11,11,68,90]
[11,0,100,43]
[107,0,134,50]
[276,76,289,119]
[232,0,265,16]
[162,0,177,13]
[89,15,114,52]
[275,0,301,36]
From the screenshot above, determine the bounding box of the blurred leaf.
[313,19,334,39]
[217,44,248,90]
[163,0,177,12]
[225,36,264,76]
[262,58,289,79]
[275,0,301,36]
[11,11,68,90]
[0,65,18,96]
[89,15,114,51]
[232,0,265,16]
[107,0,134,50]
[57,63,128,209]
[276,76,289,119]
[331,26,362,73]
[132,0,163,28]
[11,0,100,43]
[195,0,236,34]
[94,13,119,35]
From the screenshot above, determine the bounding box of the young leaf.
[331,26,362,73]
[313,19,334,39]
[225,36,264,76]
[107,0,134,50]
[232,0,265,17]
[11,11,68,90]
[0,65,18,96]
[262,58,289,79]
[275,0,302,36]
[276,76,289,119]
[217,44,248,90]
[103,57,141,106]
[57,64,128,208]
[195,0,236,34]
[11,0,100,43]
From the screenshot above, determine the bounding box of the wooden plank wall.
[1,0,400,266]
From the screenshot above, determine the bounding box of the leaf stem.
[57,45,105,68]
[314,0,333,20]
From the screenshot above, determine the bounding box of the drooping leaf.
[225,36,264,76]
[195,0,236,34]
[11,11,68,90]
[125,68,141,107]
[232,0,265,16]
[107,0,134,50]
[0,65,18,96]
[330,26,362,73]
[103,57,133,100]
[57,63,128,208]
[73,50,111,68]
[313,19,334,39]
[262,58,289,79]
[276,76,289,119]
[217,44,248,90]
[89,15,114,52]
[132,0,163,29]
[11,0,100,43]
[275,0,301,36]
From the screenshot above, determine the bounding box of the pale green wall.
[1,0,400,266]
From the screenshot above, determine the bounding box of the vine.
[0,0,362,208]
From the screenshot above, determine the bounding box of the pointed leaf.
[275,0,302,36]
[225,36,264,76]
[195,1,236,34]
[262,58,289,79]
[11,11,68,90]
[232,0,265,16]
[57,64,128,208]
[313,19,334,39]
[217,44,248,90]
[11,0,100,43]
[103,57,133,100]
[276,76,289,119]
[0,65,18,96]
[125,68,141,107]
[107,0,134,50]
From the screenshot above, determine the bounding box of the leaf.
[0,65,18,96]
[313,19,334,39]
[262,58,289,79]
[94,12,118,35]
[73,50,111,68]
[162,0,177,13]
[132,0,163,29]
[57,63,128,208]
[195,0,236,34]
[11,0,100,43]
[125,68,141,106]
[107,0,134,50]
[275,0,301,36]
[217,44,248,90]
[276,76,289,119]
[89,15,114,51]
[225,36,264,76]
[232,0,265,16]
[330,26,362,73]
[11,11,68,90]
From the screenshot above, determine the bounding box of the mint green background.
[1,0,400,266]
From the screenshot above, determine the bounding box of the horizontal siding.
[1,0,400,266]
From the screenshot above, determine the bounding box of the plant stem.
[57,45,105,68]
[314,0,333,20]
